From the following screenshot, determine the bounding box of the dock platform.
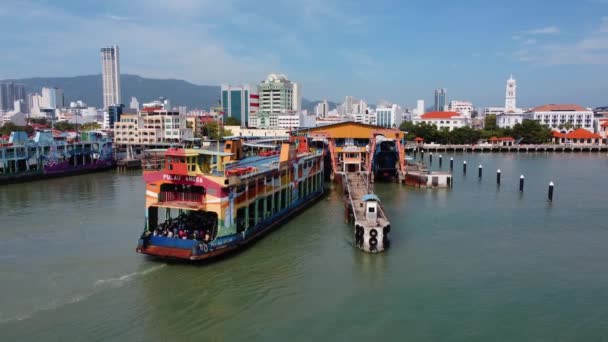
[343,172,390,253]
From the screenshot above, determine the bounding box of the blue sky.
[1,0,608,108]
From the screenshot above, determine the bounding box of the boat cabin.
[362,194,380,221]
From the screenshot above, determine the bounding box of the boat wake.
[0,264,166,324]
[94,264,166,288]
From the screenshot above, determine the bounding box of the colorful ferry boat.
[136,136,325,261]
[0,130,114,184]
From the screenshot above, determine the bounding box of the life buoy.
[369,237,378,246]
[370,229,378,237]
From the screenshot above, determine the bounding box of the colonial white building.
[412,111,468,131]
[525,104,594,132]
[488,75,526,128]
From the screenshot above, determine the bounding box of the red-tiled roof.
[565,128,601,139]
[530,104,588,112]
[420,111,461,119]
[600,121,608,127]
[552,131,566,138]
[414,137,424,141]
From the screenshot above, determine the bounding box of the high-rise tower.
[100,45,121,109]
[434,88,446,111]
[505,75,516,112]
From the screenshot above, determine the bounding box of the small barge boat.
[136,137,325,261]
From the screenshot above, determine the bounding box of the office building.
[257,74,298,115]
[41,87,64,109]
[130,97,140,111]
[0,83,26,112]
[416,100,425,117]
[101,45,121,109]
[375,104,404,128]
[221,84,258,127]
[434,88,447,111]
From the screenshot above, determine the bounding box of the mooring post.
[439,155,443,168]
[497,169,501,185]
[463,161,467,174]
[421,150,424,161]
[519,174,525,192]
[478,164,482,178]
[429,152,433,164]
[450,157,454,170]
[548,181,554,202]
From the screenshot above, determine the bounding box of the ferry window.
[169,164,173,170]
[368,207,375,213]
[167,157,173,163]
[190,165,195,172]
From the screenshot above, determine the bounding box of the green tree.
[563,122,574,130]
[29,118,48,125]
[484,114,497,131]
[80,122,101,131]
[512,119,552,144]
[203,121,233,140]
[224,117,241,126]
[54,121,77,131]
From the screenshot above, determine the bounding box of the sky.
[1,0,608,108]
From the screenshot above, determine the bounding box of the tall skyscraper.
[0,82,26,111]
[416,99,425,116]
[100,45,121,109]
[505,75,516,112]
[434,88,447,111]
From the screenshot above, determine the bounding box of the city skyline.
[1,1,608,108]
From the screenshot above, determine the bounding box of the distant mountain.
[1,74,332,112]
[1,74,221,109]
[301,99,340,113]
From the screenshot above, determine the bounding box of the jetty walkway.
[408,144,608,153]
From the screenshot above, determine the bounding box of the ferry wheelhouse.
[137,137,325,261]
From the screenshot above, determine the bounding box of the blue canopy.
[361,194,380,202]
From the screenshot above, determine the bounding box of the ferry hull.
[136,189,325,262]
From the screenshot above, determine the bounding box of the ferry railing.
[159,191,205,203]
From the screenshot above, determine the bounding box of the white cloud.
[527,26,560,35]
[514,18,608,65]
[522,39,537,45]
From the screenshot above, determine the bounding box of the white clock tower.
[505,75,516,112]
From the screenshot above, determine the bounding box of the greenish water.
[1,153,608,341]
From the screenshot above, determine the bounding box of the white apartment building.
[412,111,468,131]
[113,108,193,144]
[352,112,377,126]
[375,104,403,128]
[524,104,594,132]
[448,100,474,117]
[315,100,329,117]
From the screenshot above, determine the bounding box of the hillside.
[1,74,333,112]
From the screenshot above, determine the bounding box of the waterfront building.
[551,128,602,145]
[434,88,447,111]
[221,84,257,127]
[497,113,524,129]
[0,82,26,112]
[101,45,121,109]
[113,106,193,144]
[315,100,329,117]
[448,100,474,117]
[375,104,404,128]
[412,111,468,131]
[525,104,594,132]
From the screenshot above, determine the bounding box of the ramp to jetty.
[343,172,390,253]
